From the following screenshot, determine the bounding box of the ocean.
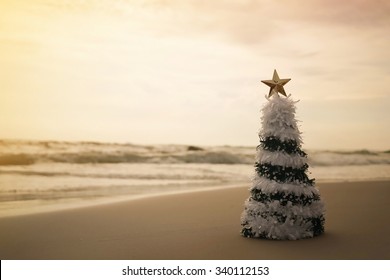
[1,139,389,217]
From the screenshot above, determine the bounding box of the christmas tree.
[241,70,325,240]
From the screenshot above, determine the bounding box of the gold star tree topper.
[261,69,291,97]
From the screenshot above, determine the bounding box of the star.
[261,69,291,97]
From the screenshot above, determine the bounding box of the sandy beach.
[0,180,389,260]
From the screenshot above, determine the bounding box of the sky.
[0,0,389,150]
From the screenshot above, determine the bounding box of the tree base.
[241,216,325,240]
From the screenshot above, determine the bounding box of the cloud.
[135,0,390,43]
[20,0,390,47]
[284,0,390,26]
[15,0,390,45]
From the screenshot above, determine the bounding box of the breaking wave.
[0,140,389,166]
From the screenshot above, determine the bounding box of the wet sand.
[0,180,389,259]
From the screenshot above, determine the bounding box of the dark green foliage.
[241,227,254,238]
[309,216,325,236]
[250,188,319,206]
[255,162,315,186]
[258,136,307,157]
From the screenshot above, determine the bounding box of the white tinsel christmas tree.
[241,70,325,240]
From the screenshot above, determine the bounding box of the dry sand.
[0,181,389,259]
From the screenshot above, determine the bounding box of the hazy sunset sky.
[1,0,389,149]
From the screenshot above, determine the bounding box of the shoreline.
[1,177,389,219]
[0,182,246,218]
[0,180,389,259]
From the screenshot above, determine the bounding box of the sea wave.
[0,151,253,165]
[0,140,389,166]
[308,150,390,166]
[0,169,227,180]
